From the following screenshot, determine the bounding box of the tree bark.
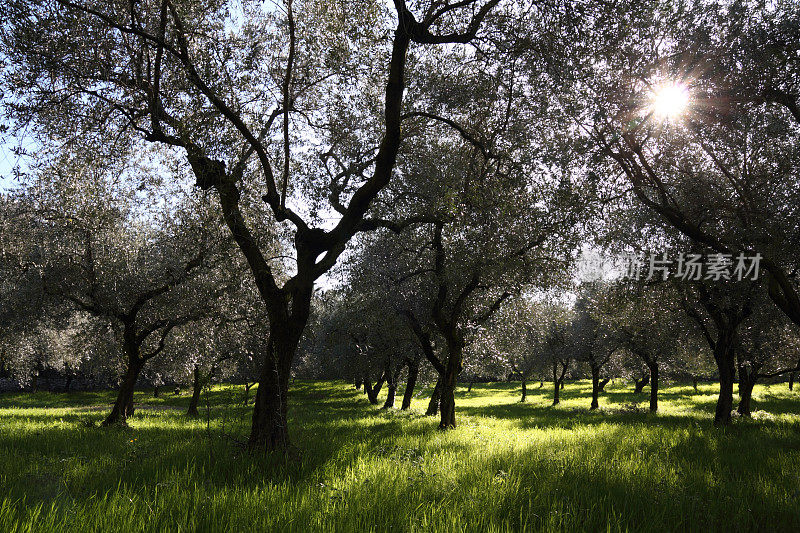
[789,372,795,391]
[426,377,442,416]
[439,339,463,429]
[382,365,403,409]
[187,365,202,418]
[692,377,698,391]
[248,333,294,450]
[401,358,419,410]
[648,363,659,412]
[737,365,756,417]
[713,329,737,426]
[103,356,142,426]
[467,381,473,392]
[590,366,600,410]
[366,371,386,405]
[520,378,527,402]
[598,377,610,392]
[633,373,649,394]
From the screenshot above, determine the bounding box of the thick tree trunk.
[598,377,610,392]
[187,365,202,418]
[365,371,386,405]
[648,363,659,412]
[103,356,143,426]
[426,377,442,416]
[248,334,293,451]
[439,372,457,429]
[590,366,600,410]
[382,365,403,409]
[439,341,463,430]
[401,359,419,410]
[713,329,737,427]
[737,365,756,417]
[520,379,527,402]
[633,373,649,394]
[789,372,795,391]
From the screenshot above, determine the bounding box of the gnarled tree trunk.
[438,339,464,429]
[365,371,386,405]
[382,364,404,409]
[103,357,142,426]
[103,328,144,426]
[633,373,649,394]
[737,364,757,417]
[713,328,737,426]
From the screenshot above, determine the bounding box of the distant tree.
[2,152,238,425]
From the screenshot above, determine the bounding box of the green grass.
[1,379,799,532]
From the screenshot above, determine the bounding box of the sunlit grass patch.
[1,380,799,532]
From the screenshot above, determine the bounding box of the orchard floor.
[1,380,800,532]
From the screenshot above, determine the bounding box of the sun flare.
[650,81,690,120]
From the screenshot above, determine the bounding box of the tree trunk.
[153,385,160,398]
[520,378,527,402]
[366,371,386,405]
[552,363,561,405]
[187,365,202,418]
[248,334,293,451]
[590,366,600,410]
[355,378,363,390]
[467,381,473,392]
[64,374,73,392]
[713,330,737,427]
[103,356,143,426]
[382,365,403,409]
[737,365,756,417]
[426,377,442,416]
[648,363,659,413]
[243,382,254,406]
[401,358,419,410]
[692,377,698,391]
[598,377,610,392]
[789,372,795,391]
[633,373,649,394]
[439,341,463,430]
[560,380,565,390]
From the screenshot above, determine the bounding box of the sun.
[650,81,690,120]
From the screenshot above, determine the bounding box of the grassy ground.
[1,379,799,532]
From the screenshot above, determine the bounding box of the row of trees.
[1,0,798,449]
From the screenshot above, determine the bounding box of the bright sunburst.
[650,81,690,120]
